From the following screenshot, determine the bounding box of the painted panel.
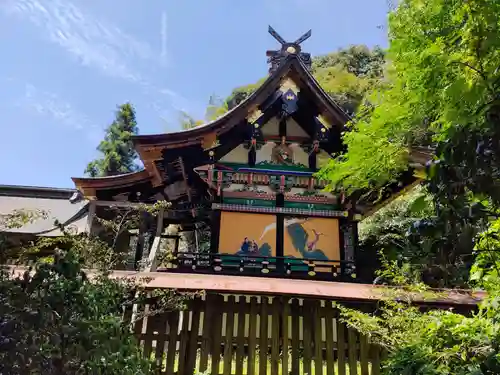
[287,118,309,137]
[255,141,308,170]
[283,216,340,261]
[288,143,309,166]
[219,144,248,164]
[317,150,333,168]
[219,212,276,256]
[261,117,309,137]
[255,141,275,164]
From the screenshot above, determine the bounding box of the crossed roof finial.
[268,26,312,47]
[266,26,312,73]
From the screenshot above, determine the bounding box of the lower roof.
[0,185,89,236]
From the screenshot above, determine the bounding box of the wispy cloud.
[16,83,100,142]
[2,0,152,83]
[1,0,200,118]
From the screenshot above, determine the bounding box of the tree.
[85,103,140,177]
[321,0,500,194]
[312,44,386,78]
[203,45,386,117]
[330,1,500,372]
[0,207,199,374]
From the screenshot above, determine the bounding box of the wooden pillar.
[146,208,165,272]
[210,210,221,254]
[86,201,96,235]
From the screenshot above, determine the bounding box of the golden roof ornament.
[279,77,300,95]
[317,114,332,129]
[246,108,263,124]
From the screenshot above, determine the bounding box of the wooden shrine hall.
[71,27,421,283]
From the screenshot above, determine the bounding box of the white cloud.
[1,0,197,117]
[17,83,100,142]
[2,0,152,83]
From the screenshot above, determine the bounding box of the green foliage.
[338,299,500,375]
[0,251,153,374]
[0,209,48,231]
[314,65,373,115]
[179,111,205,130]
[85,103,140,177]
[332,1,500,373]
[202,45,385,119]
[322,0,500,193]
[0,206,200,374]
[312,45,386,78]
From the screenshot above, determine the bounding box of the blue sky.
[0,0,389,188]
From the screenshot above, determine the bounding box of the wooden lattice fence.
[132,294,386,375]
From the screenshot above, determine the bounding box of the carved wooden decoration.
[266,26,312,73]
[279,78,300,94]
[246,108,264,124]
[271,143,295,165]
[202,132,220,150]
[317,114,332,129]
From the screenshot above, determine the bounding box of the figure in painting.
[286,219,328,260]
[240,237,251,254]
[258,217,329,260]
[237,237,271,257]
[306,229,323,253]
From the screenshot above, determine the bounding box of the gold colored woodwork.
[246,108,263,124]
[202,132,220,150]
[317,114,332,129]
[279,77,300,94]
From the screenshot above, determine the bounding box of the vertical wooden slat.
[247,297,258,375]
[236,297,247,375]
[142,312,155,361]
[223,296,236,375]
[165,312,179,375]
[302,300,312,375]
[336,312,346,375]
[177,310,191,375]
[259,297,269,375]
[290,299,300,375]
[324,303,335,375]
[371,344,381,375]
[211,296,224,375]
[270,298,280,375]
[186,301,202,375]
[153,313,169,372]
[347,328,358,375]
[282,297,290,375]
[314,300,323,375]
[199,297,214,372]
[359,334,369,375]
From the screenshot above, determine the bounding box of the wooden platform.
[9,266,485,306]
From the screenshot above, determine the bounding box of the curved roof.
[72,54,352,198]
[133,54,351,148]
[72,170,152,197]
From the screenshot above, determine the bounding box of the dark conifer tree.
[85,103,139,177]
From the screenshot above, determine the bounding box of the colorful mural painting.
[219,212,276,256]
[283,216,340,261]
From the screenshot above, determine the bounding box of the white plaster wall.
[220,144,248,164]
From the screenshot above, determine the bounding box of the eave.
[71,170,152,199]
[358,146,435,218]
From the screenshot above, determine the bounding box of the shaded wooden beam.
[7,267,486,306]
[177,156,195,218]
